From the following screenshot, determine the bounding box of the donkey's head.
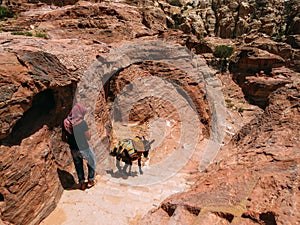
[142,138,155,152]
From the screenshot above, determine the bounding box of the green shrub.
[238,107,244,113]
[35,31,48,38]
[213,45,234,59]
[0,6,9,19]
[11,31,33,36]
[25,31,33,36]
[11,31,25,35]
[11,30,47,38]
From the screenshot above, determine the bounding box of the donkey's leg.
[123,160,132,175]
[138,158,143,174]
[122,162,129,174]
[128,161,132,174]
[116,157,122,171]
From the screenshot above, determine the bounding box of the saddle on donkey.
[109,136,154,175]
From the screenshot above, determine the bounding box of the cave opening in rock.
[213,211,234,223]
[259,212,277,225]
[0,193,4,202]
[161,203,177,217]
[184,205,201,216]
[1,89,56,146]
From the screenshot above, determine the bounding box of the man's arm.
[61,123,68,142]
[85,129,91,141]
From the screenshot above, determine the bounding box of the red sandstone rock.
[242,75,292,108]
[140,83,300,225]
[0,48,77,224]
[229,47,297,108]
[230,47,285,75]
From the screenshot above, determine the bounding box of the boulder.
[248,37,298,71]
[229,47,285,76]
[242,74,292,108]
[141,6,168,33]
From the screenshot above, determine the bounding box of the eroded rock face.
[0,49,77,225]
[39,0,79,6]
[229,47,296,108]
[3,0,79,7]
[1,1,152,42]
[108,61,210,134]
[157,0,299,39]
[3,0,300,39]
[0,50,76,140]
[140,83,300,225]
[248,36,300,71]
[230,47,285,75]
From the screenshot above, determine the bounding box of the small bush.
[35,31,48,38]
[227,103,235,108]
[11,31,33,36]
[11,30,48,38]
[26,32,33,36]
[0,6,9,19]
[214,45,234,59]
[11,31,25,35]
[238,107,244,113]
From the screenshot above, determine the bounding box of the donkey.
[109,136,154,175]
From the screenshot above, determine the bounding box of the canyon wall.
[0,49,77,224]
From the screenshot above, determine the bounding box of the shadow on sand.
[105,169,139,179]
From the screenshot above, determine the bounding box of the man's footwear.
[87,180,95,188]
[80,182,87,191]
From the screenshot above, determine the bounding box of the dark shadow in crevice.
[0,193,4,202]
[57,168,76,190]
[161,203,177,217]
[184,205,201,216]
[213,211,234,223]
[242,211,277,225]
[259,212,277,225]
[1,89,55,146]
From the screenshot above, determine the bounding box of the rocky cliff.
[0,49,77,224]
[0,0,299,224]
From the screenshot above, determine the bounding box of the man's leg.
[80,147,96,187]
[71,150,85,184]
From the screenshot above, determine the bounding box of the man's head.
[68,103,87,124]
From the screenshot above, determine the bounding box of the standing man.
[62,102,96,190]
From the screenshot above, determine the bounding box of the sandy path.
[40,139,208,225]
